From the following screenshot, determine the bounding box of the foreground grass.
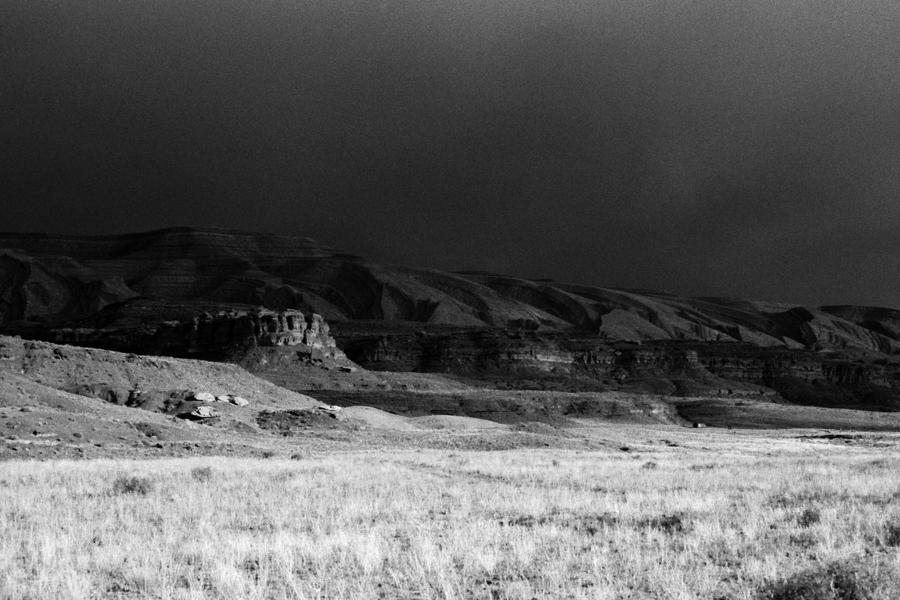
[2,434,900,599]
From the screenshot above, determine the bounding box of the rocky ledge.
[13,304,343,362]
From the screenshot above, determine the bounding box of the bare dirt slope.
[0,335,319,409]
[674,396,900,431]
[309,388,687,426]
[5,332,900,464]
[0,334,339,459]
[0,335,590,459]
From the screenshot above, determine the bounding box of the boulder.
[193,391,216,402]
[190,406,218,419]
[229,396,249,407]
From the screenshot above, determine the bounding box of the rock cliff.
[333,322,900,405]
[10,299,341,361]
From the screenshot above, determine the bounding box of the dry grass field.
[3,427,900,599]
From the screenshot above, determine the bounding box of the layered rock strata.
[24,307,341,361]
[334,324,900,399]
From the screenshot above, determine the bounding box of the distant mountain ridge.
[1,227,899,354]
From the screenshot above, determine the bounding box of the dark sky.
[3,1,900,307]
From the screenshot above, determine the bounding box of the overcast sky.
[3,1,900,306]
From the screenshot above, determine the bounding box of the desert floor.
[3,424,900,600]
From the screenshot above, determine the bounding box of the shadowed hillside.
[6,228,900,420]
[2,227,899,354]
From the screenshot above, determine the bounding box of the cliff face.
[18,304,341,361]
[334,323,900,400]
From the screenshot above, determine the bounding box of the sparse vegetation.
[797,507,821,527]
[132,421,164,439]
[756,560,886,600]
[110,474,153,496]
[2,436,900,599]
[637,512,686,533]
[882,519,900,547]
[190,466,213,482]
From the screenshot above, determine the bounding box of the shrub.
[132,422,164,439]
[638,513,685,534]
[797,507,821,528]
[111,475,153,496]
[883,519,900,547]
[689,463,716,471]
[769,489,835,509]
[756,561,876,600]
[788,532,817,549]
[190,466,213,482]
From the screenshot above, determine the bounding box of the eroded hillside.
[2,228,900,352]
[4,228,900,421]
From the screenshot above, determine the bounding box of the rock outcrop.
[333,322,900,404]
[8,301,342,361]
[151,306,339,357]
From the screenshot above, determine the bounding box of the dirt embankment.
[310,389,686,426]
[0,335,319,410]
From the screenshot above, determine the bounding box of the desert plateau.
[2,229,900,598]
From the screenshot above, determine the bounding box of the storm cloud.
[3,1,900,306]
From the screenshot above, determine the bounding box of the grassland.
[3,427,900,599]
